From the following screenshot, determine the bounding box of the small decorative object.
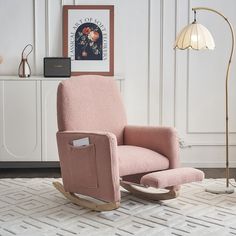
[18,44,33,78]
[0,56,3,64]
[63,5,114,76]
[174,7,235,194]
[44,57,71,77]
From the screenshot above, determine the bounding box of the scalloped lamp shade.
[174,22,215,50]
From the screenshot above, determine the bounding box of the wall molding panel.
[149,0,162,126]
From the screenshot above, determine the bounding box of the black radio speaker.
[44,57,71,77]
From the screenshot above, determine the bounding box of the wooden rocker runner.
[53,166,203,211]
[53,182,119,211]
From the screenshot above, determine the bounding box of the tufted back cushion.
[57,75,127,144]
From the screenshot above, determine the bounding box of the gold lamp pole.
[175,7,235,194]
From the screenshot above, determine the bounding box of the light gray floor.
[0,178,236,235]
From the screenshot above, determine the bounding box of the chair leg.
[53,182,120,211]
[120,181,179,201]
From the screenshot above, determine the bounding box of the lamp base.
[205,184,234,194]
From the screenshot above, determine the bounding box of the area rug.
[0,178,236,236]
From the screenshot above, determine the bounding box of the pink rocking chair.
[54,75,204,211]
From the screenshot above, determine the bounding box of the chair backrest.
[57,75,127,144]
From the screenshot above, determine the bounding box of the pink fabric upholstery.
[56,76,185,203]
[140,167,204,188]
[57,131,120,202]
[118,145,169,176]
[124,126,179,169]
[57,75,127,145]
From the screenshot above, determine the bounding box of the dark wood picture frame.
[63,5,114,76]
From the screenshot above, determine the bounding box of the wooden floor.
[200,168,236,179]
[0,168,235,179]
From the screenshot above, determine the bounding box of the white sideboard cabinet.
[0,76,124,164]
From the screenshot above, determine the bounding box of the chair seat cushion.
[140,167,204,188]
[118,145,169,176]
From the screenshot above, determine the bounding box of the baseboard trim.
[0,161,60,168]
[1,161,235,169]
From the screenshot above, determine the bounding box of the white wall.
[0,0,236,167]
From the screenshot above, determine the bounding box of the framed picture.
[63,5,114,76]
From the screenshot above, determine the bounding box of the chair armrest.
[57,131,120,202]
[124,125,179,169]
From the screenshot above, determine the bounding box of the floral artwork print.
[75,23,103,60]
[64,5,114,75]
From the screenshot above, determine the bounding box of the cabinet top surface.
[0,76,68,81]
[0,75,124,81]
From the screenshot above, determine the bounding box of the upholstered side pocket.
[68,144,98,188]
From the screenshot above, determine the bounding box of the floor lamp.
[174,7,235,194]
